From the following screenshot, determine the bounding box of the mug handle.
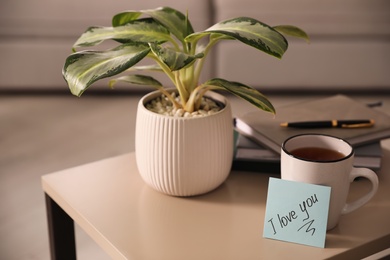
[342,167,379,215]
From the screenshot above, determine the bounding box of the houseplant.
[63,6,309,196]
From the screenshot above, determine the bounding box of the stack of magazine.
[233,95,390,173]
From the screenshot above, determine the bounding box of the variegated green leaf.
[63,43,150,97]
[142,7,194,42]
[112,11,142,27]
[186,17,288,59]
[73,18,170,48]
[129,64,164,72]
[210,33,235,42]
[109,75,162,89]
[273,25,310,43]
[149,43,204,71]
[204,78,275,113]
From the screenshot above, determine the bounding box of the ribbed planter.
[135,90,234,196]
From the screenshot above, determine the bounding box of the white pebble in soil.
[146,92,222,118]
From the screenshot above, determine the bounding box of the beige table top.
[42,141,390,260]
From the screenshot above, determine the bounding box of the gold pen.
[280,119,375,128]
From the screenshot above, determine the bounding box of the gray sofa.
[1,0,389,93]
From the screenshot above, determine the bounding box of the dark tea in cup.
[290,147,346,161]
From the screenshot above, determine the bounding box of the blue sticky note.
[263,178,331,248]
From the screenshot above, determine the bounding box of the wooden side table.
[42,143,390,259]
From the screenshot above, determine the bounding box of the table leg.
[45,193,77,260]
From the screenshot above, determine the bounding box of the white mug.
[281,134,379,230]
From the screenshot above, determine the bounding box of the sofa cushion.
[0,0,213,91]
[213,0,390,92]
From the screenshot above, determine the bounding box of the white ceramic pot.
[135,90,234,196]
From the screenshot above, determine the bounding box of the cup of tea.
[281,134,379,230]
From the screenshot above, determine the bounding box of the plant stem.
[148,54,176,85]
[175,72,189,107]
[158,87,181,109]
[193,36,220,87]
[194,85,211,111]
